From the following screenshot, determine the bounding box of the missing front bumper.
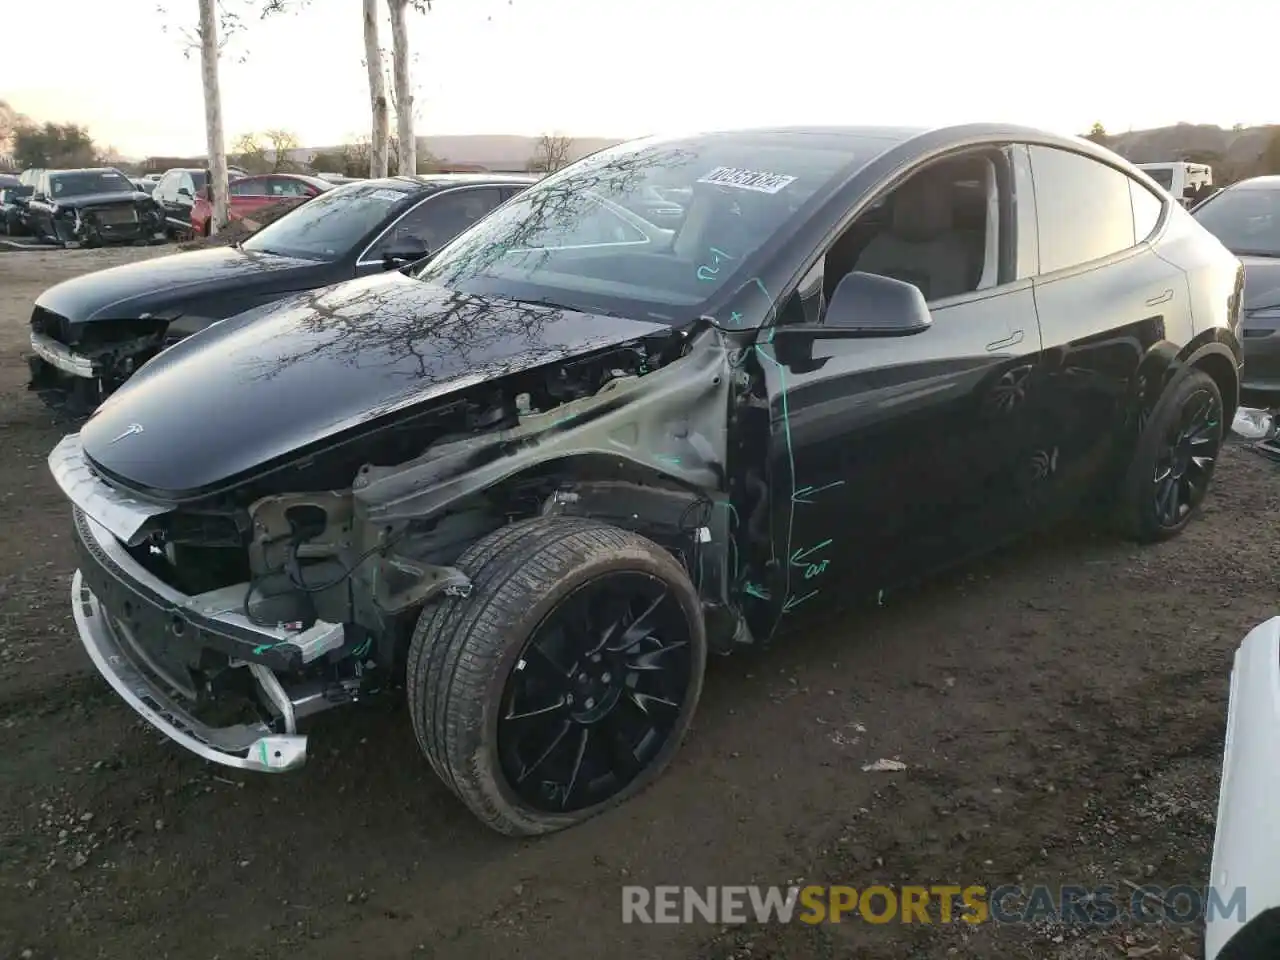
[72,569,308,772]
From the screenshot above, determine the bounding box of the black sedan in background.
[25,168,165,247]
[28,173,537,411]
[1191,176,1280,394]
[1,181,32,235]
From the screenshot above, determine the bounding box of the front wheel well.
[1191,351,1239,425]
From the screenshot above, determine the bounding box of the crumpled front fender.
[351,328,733,526]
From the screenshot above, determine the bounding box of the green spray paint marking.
[253,641,289,656]
[744,582,771,600]
[793,480,845,504]
[697,246,735,281]
[750,277,801,634]
[782,589,820,613]
[790,540,832,580]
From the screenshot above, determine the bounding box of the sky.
[1,0,1275,158]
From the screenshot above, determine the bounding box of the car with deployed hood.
[48,123,1243,836]
[1191,176,1280,393]
[24,167,166,248]
[0,176,31,235]
[26,173,536,412]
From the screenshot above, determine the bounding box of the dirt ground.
[0,247,1275,960]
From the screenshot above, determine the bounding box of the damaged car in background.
[49,123,1243,836]
[0,176,32,236]
[24,167,166,248]
[27,173,536,413]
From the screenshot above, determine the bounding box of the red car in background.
[190,172,333,236]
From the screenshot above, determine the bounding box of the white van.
[1136,161,1214,207]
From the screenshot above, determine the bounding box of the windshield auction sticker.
[696,166,797,194]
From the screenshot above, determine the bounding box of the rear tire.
[1113,368,1223,543]
[407,516,706,836]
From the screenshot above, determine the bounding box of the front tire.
[407,516,706,836]
[1114,368,1224,543]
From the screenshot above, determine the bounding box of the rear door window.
[1026,146,1137,274]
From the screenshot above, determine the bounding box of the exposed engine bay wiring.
[241,528,407,628]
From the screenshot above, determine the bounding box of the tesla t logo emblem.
[109,423,144,444]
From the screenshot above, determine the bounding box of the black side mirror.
[823,271,933,337]
[767,272,931,371]
[382,246,429,268]
[177,186,192,199]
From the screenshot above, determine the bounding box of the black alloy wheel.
[1152,385,1221,529]
[408,516,707,836]
[1114,367,1224,542]
[497,571,694,814]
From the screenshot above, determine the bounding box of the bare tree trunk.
[363,0,389,178]
[388,0,416,175]
[198,0,229,234]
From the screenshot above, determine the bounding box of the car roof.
[382,173,541,190]
[239,171,335,189]
[1225,176,1280,191]
[48,167,128,176]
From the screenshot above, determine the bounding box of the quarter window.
[1027,145,1137,273]
[1129,180,1163,243]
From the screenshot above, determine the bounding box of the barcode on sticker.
[696,166,797,194]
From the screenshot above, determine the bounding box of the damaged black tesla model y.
[49,124,1243,835]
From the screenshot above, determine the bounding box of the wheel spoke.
[586,590,635,656]
[560,727,591,809]
[625,640,688,673]
[1156,476,1179,525]
[600,717,646,781]
[505,696,569,728]
[608,588,669,653]
[515,719,573,784]
[1190,455,1215,472]
[627,690,680,715]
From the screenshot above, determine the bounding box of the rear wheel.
[1114,368,1224,542]
[407,516,706,836]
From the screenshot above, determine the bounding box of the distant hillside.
[1099,122,1280,182]
[291,134,625,172]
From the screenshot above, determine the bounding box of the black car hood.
[35,246,328,323]
[1242,256,1280,312]
[81,272,671,500]
[51,191,150,209]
